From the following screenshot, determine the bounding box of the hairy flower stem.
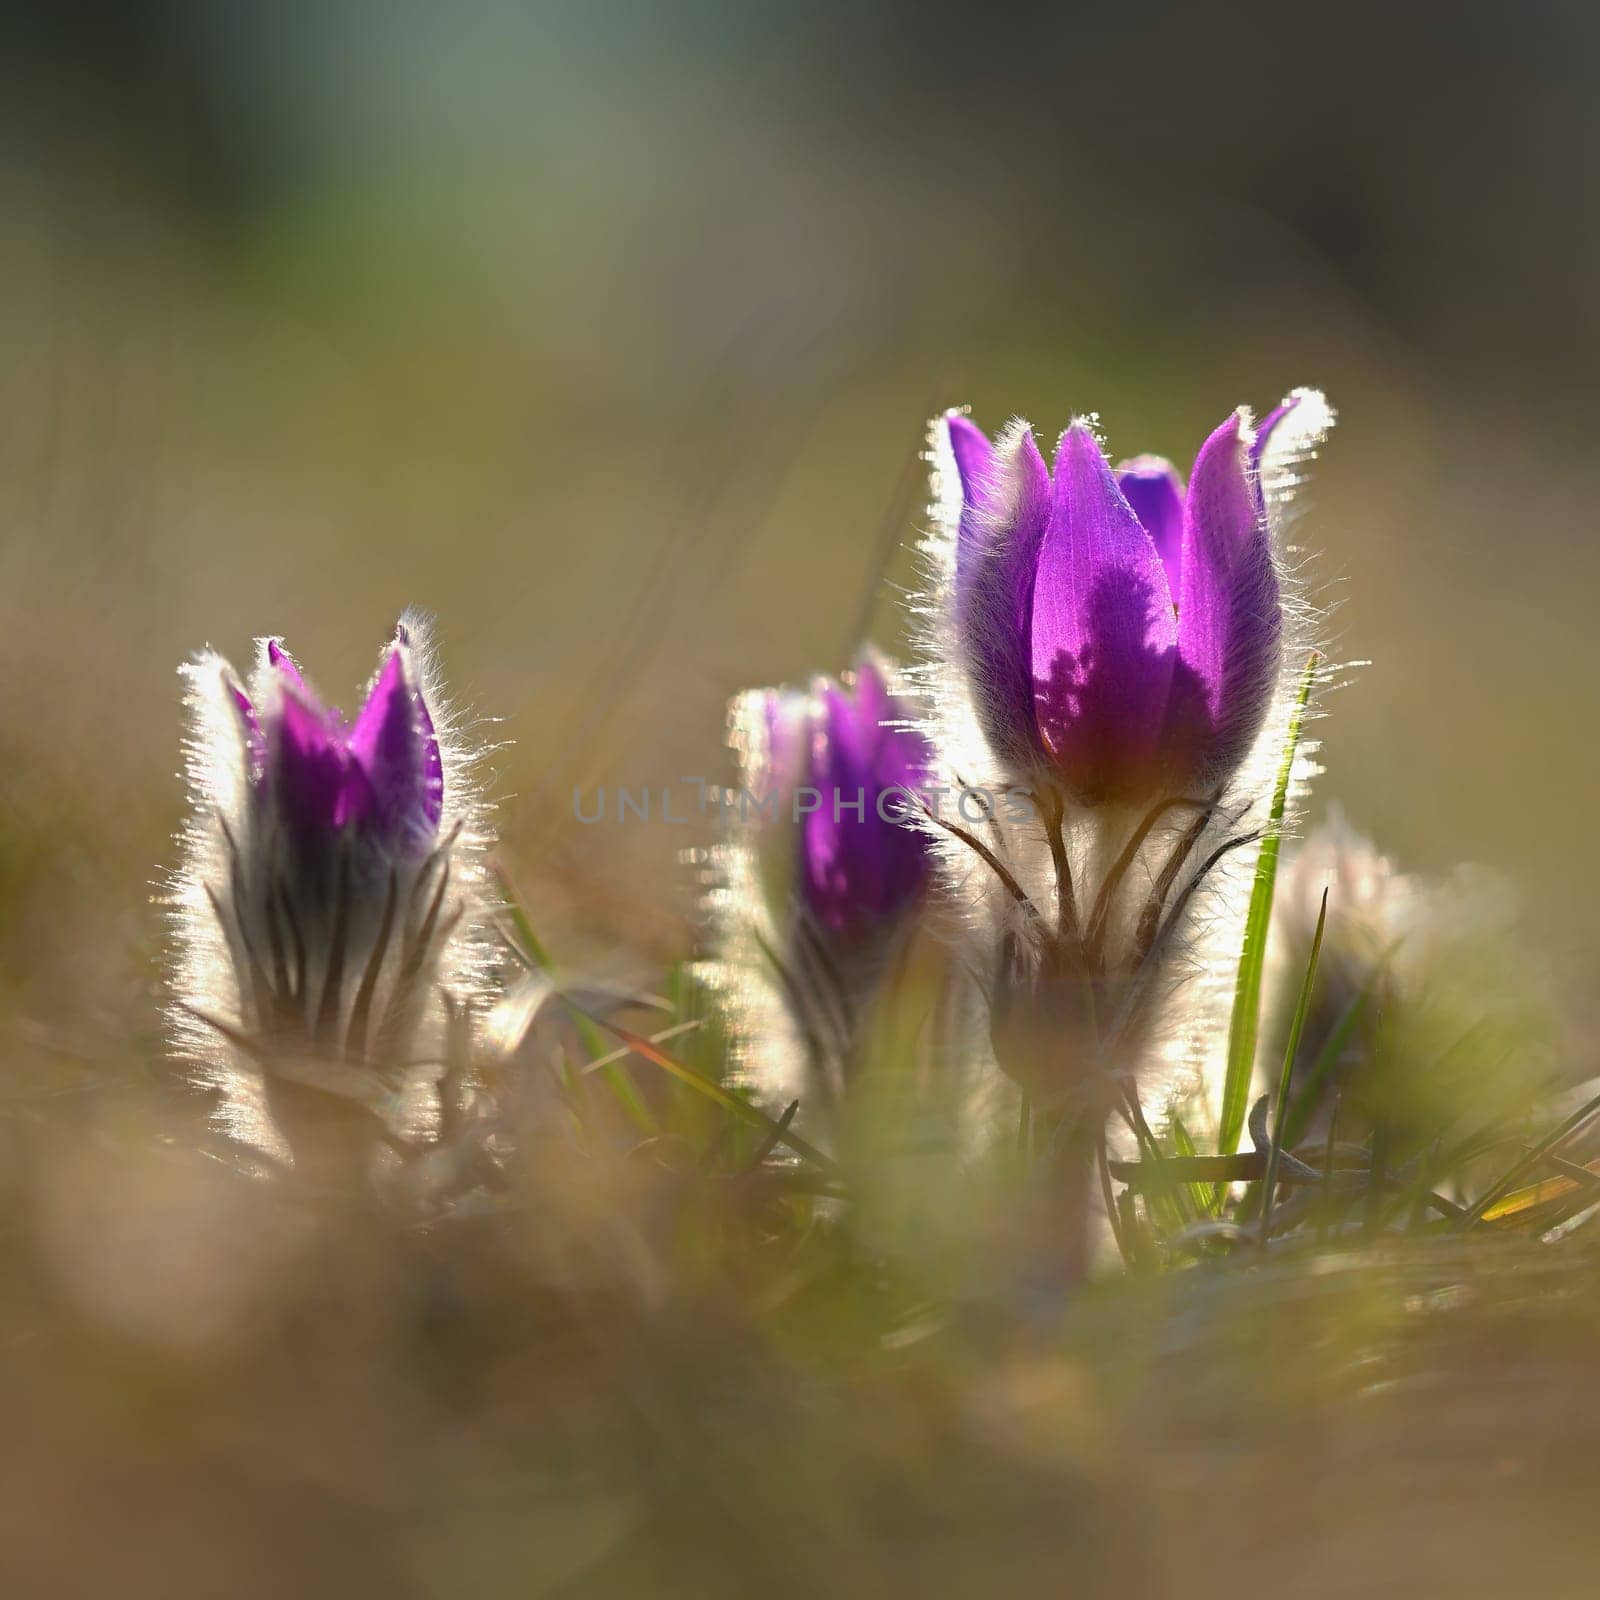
[1022,1105,1105,1289]
[978,797,1269,1271]
[1037,785,1081,951]
[1097,1129,1132,1266]
[1084,796,1205,964]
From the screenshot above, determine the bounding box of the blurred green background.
[2,0,1596,1023]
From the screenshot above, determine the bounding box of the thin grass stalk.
[582,1010,840,1175]
[1217,651,1320,1166]
[494,861,657,1132]
[1281,984,1371,1151]
[1457,1086,1600,1230]
[1259,887,1328,1253]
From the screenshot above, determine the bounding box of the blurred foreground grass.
[0,848,1591,1597]
[6,1061,1600,1598]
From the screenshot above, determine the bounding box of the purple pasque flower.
[924,391,1335,1169]
[797,649,934,946]
[944,396,1312,805]
[716,649,934,1106]
[170,611,490,1171]
[739,649,931,947]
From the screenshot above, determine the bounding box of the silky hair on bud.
[164,608,498,1166]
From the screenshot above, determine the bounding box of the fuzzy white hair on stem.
[697,684,813,1113]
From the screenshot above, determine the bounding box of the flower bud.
[169,612,492,1177]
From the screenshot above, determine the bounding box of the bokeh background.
[5,0,1599,1014]
[5,6,1600,1595]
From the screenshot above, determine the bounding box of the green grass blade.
[1281,984,1370,1151]
[1457,1086,1600,1229]
[493,861,657,1134]
[1216,650,1319,1165]
[1118,1091,1191,1233]
[1170,1113,1212,1218]
[580,1010,839,1175]
[1259,886,1328,1252]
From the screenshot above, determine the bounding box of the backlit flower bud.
[169,611,493,1175]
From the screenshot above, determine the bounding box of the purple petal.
[1172,411,1281,789]
[388,622,445,829]
[763,689,812,794]
[226,676,266,783]
[274,688,367,837]
[1116,455,1185,599]
[946,412,997,600]
[1030,424,1178,803]
[854,647,930,792]
[799,687,860,932]
[798,699,869,931]
[1251,401,1295,474]
[415,691,444,830]
[955,421,1053,775]
[839,648,894,773]
[349,649,436,853]
[266,638,307,695]
[798,670,930,939]
[850,646,932,827]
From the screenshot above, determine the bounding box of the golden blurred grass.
[6,1079,1600,1598]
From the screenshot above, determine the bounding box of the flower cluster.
[165,389,1336,1239]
